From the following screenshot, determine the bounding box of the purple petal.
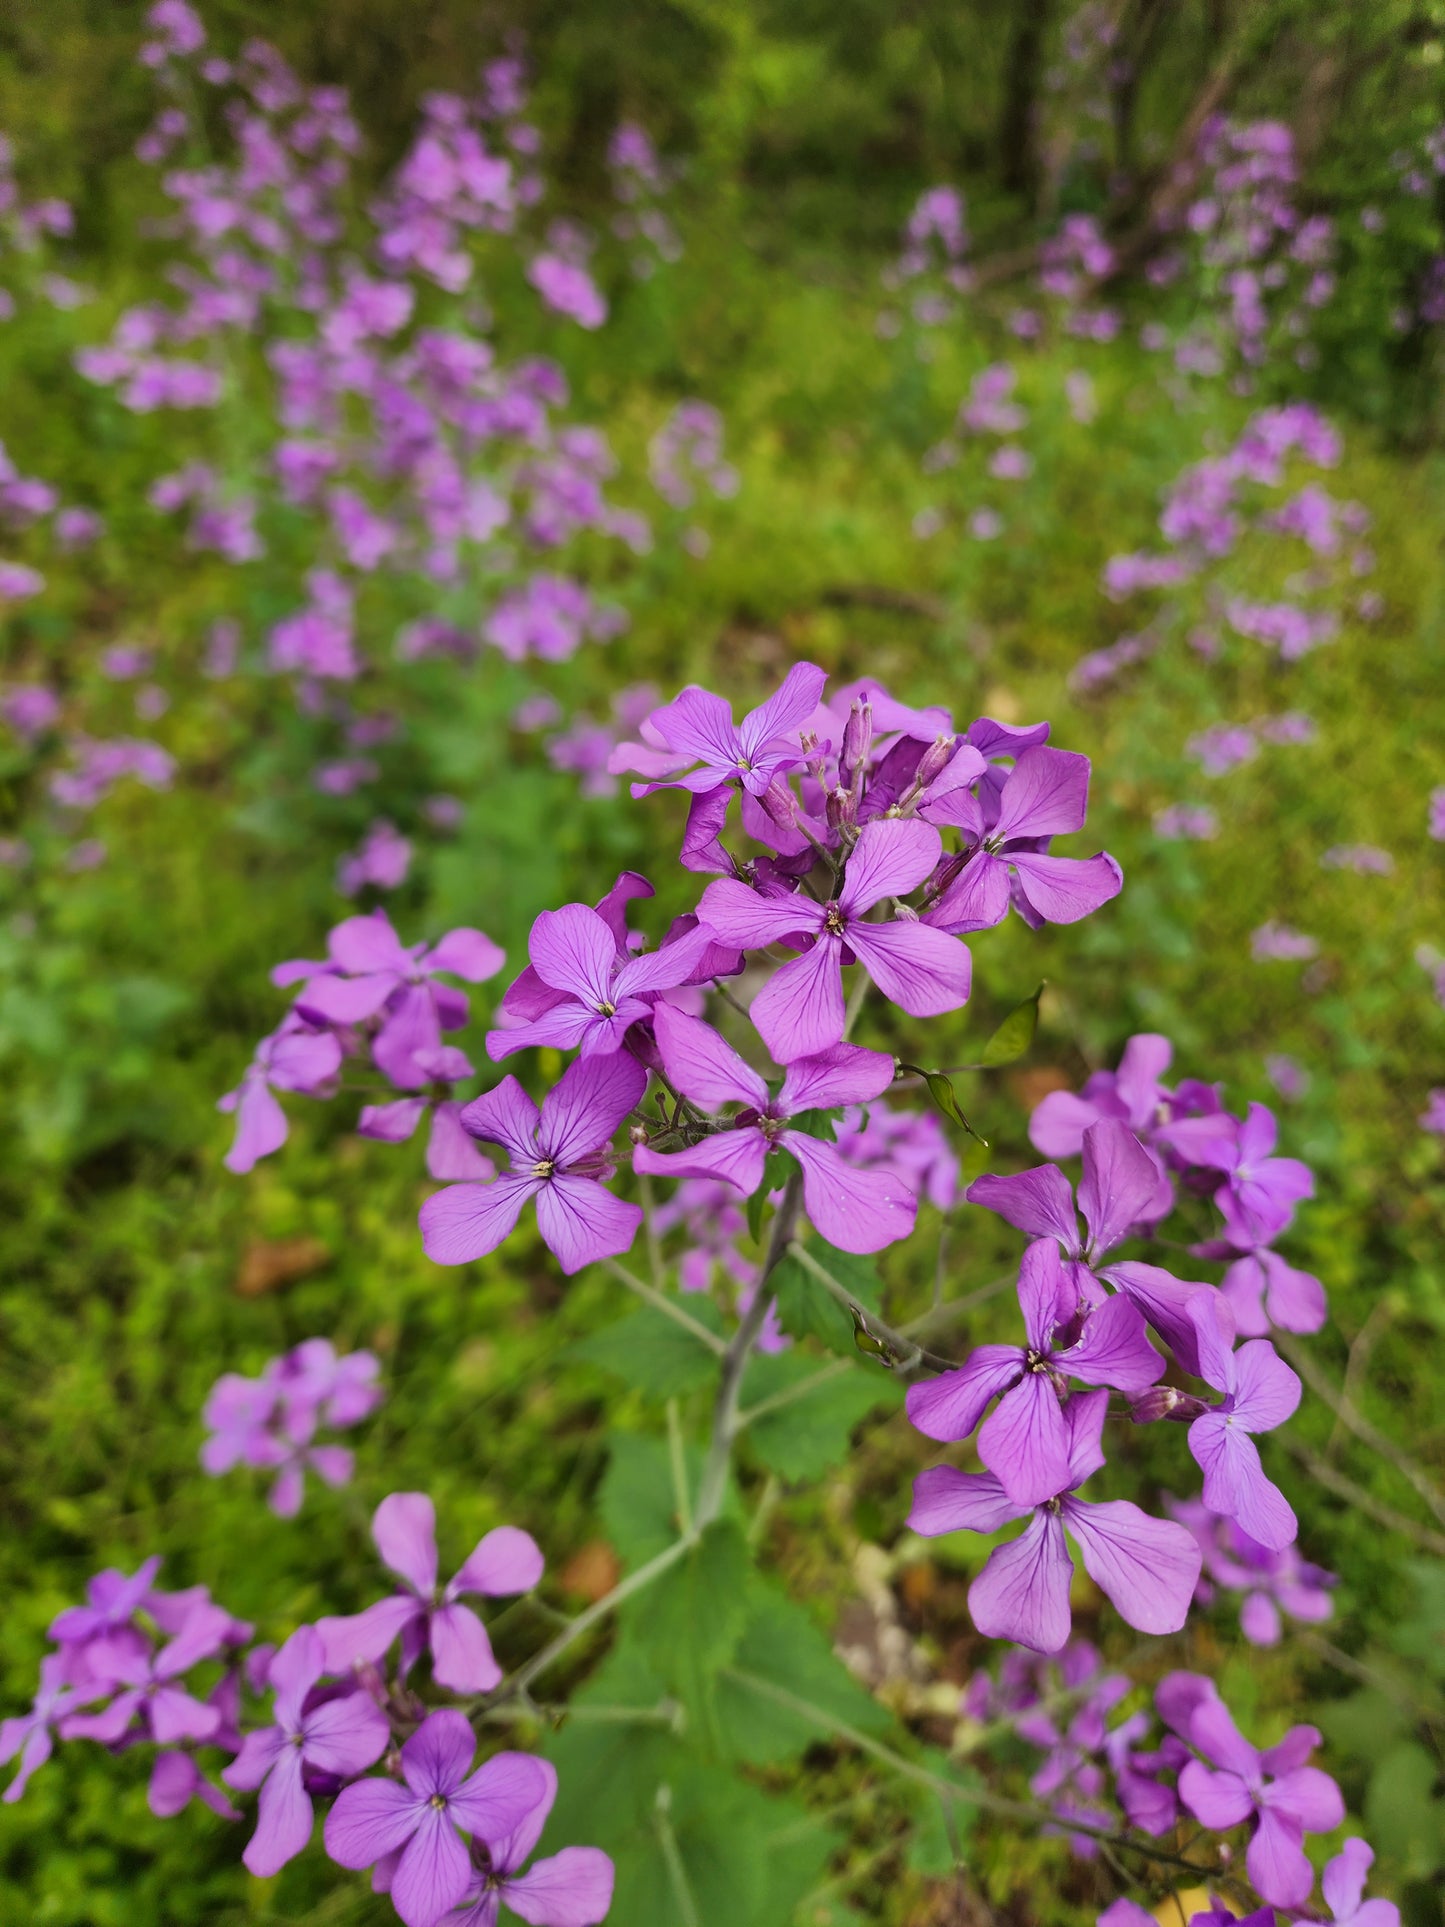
[400,1709,476,1801]
[535,1175,643,1274]
[1264,1764,1344,1834]
[837,818,942,915]
[844,919,972,1019]
[1105,1264,1228,1374]
[323,1773,420,1869]
[392,1806,473,1927]
[1017,1238,1070,1351]
[921,850,1011,934]
[301,1693,391,1778]
[679,783,733,873]
[966,1163,1079,1250]
[978,1374,1073,1507]
[503,1847,617,1926]
[487,1006,609,1062]
[540,1052,648,1165]
[695,877,824,949]
[905,1347,1023,1443]
[459,1078,542,1164]
[373,1493,440,1596]
[784,1132,918,1253]
[777,1043,896,1115]
[1078,1120,1160,1258]
[425,928,505,982]
[420,1175,537,1266]
[968,1510,1075,1653]
[528,904,617,1005]
[1188,1414,1297,1550]
[317,1594,424,1674]
[1190,1694,1262,1775]
[222,1725,286,1792]
[244,1744,314,1877]
[993,747,1091,841]
[649,685,740,770]
[1247,1807,1314,1909]
[1115,1034,1173,1124]
[429,1603,501,1692]
[1060,1294,1163,1393]
[651,1005,768,1111]
[1008,852,1122,925]
[427,1105,497,1183]
[149,1686,221,1745]
[448,1750,553,1852]
[447,1531,542,1606]
[487,1756,557,1875]
[633,1128,769,1196]
[296,971,398,1025]
[1062,1388,1110,1488]
[1097,1903,1157,1927]
[1229,1340,1301,1433]
[1254,1249,1326,1336]
[1060,1498,1200,1634]
[1323,1838,1374,1921]
[329,911,412,975]
[737,661,828,760]
[267,1026,344,1091]
[907,1464,1026,1536]
[359,1097,428,1143]
[1177,1760,1255,1830]
[373,985,445,1090]
[613,926,713,998]
[268,1625,326,1730]
[223,1078,289,1174]
[749,936,846,1062]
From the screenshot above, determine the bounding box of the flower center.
[823,903,847,935]
[1024,1348,1048,1372]
[429,1793,447,1810]
[530,1158,555,1179]
[596,1000,616,1016]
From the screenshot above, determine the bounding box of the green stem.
[786,1241,957,1373]
[602,1258,728,1355]
[666,1396,694,1537]
[734,1355,856,1428]
[654,1789,703,1927]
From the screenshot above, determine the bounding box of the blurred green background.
[0,2,1443,1922]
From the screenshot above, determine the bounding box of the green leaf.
[772,1241,880,1356]
[570,1301,725,1400]
[1363,1741,1445,1877]
[599,1432,703,1567]
[740,1352,902,1480]
[631,1522,752,1752]
[899,1063,988,1144]
[907,1750,981,1873]
[978,982,1045,1067]
[715,1584,895,1767]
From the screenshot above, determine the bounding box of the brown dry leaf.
[559,1540,621,1602]
[234,1236,332,1299]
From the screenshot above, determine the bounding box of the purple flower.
[1159,1102,1312,1244]
[325,1713,552,1927]
[1178,1695,1343,1907]
[1420,1089,1445,1136]
[698,817,972,1062]
[905,1239,1163,1502]
[1155,804,1218,840]
[966,1119,1170,1299]
[442,1757,615,1924]
[528,254,607,328]
[60,1600,238,1748]
[294,913,504,1091]
[1194,1222,1326,1339]
[1429,787,1445,841]
[613,661,826,804]
[909,1391,1201,1653]
[632,1006,917,1254]
[219,1015,342,1173]
[485,903,711,1060]
[0,1656,97,1801]
[319,1492,543,1691]
[1167,1497,1334,1645]
[1303,1839,1400,1927]
[1186,1296,1300,1550]
[223,1626,389,1875]
[920,747,1122,934]
[201,1340,384,1514]
[1029,1034,1173,1163]
[1188,725,1258,776]
[1251,922,1318,963]
[420,1053,646,1273]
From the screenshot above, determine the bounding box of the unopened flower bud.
[628,1123,649,1146]
[910,733,958,795]
[838,699,873,793]
[825,785,855,832]
[759,775,798,833]
[1129,1386,1210,1425]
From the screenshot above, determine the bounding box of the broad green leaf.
[741,1351,902,1480]
[977,982,1045,1067]
[599,1432,702,1567]
[570,1300,725,1400]
[774,1238,886,1355]
[644,1521,752,1741]
[715,1584,895,1767]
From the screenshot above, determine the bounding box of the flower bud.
[908,733,958,796]
[825,785,855,832]
[839,699,873,792]
[1129,1386,1210,1425]
[759,775,798,833]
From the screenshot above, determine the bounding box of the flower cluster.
[2,1495,614,1927]
[201,1339,384,1515]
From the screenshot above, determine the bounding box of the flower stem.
[602,1258,728,1355]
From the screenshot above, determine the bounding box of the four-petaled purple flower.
[909,1390,1201,1653]
[319,1492,543,1692]
[1178,1692,1344,1907]
[223,1625,389,1876]
[0,1656,95,1802]
[325,1712,552,1927]
[60,1600,238,1748]
[1303,1838,1400,1927]
[633,1005,918,1253]
[1186,1295,1301,1550]
[906,1238,1163,1504]
[443,1758,615,1925]
[698,817,972,1063]
[219,1013,342,1173]
[611,659,826,799]
[420,1053,647,1273]
[920,746,1122,932]
[485,901,710,1059]
[1159,1101,1313,1244]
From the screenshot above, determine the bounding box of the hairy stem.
[602,1258,728,1355]
[786,1240,958,1373]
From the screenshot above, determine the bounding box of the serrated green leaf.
[715,1585,895,1767]
[599,1432,702,1567]
[570,1301,724,1400]
[978,982,1045,1067]
[774,1239,886,1355]
[741,1351,901,1480]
